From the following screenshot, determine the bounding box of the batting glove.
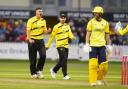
[114,21,123,32]
[83,43,92,53]
[106,45,113,54]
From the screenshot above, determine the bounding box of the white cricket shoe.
[96,80,105,85]
[50,68,56,79]
[37,71,44,79]
[63,75,70,80]
[90,83,96,86]
[31,74,38,78]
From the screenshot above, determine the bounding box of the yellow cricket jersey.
[118,25,128,35]
[46,23,74,48]
[87,18,109,46]
[27,16,47,39]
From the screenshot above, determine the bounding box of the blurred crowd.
[0,17,26,42]
[68,16,88,44]
[0,16,128,45]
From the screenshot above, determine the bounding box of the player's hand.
[46,28,52,33]
[114,21,122,32]
[45,47,49,50]
[83,43,92,53]
[45,45,49,50]
[106,45,113,54]
[29,39,35,44]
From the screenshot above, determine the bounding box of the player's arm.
[26,20,34,43]
[105,22,110,45]
[83,21,92,53]
[42,20,48,34]
[83,30,92,53]
[86,31,91,44]
[26,20,31,40]
[105,33,110,45]
[46,26,57,49]
[105,22,113,54]
[105,33,113,54]
[86,21,92,44]
[118,25,128,35]
[26,29,31,40]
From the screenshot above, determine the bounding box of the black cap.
[60,13,66,18]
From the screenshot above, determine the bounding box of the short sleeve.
[43,20,47,32]
[86,21,92,31]
[27,19,32,30]
[105,22,109,33]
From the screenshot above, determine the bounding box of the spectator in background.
[75,18,84,28]
[111,35,120,45]
[0,23,6,42]
[76,27,84,44]
[82,16,89,29]
[5,17,15,41]
[13,20,26,42]
[68,16,89,44]
[71,31,79,44]
[68,17,76,32]
[19,21,27,42]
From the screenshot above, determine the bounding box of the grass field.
[0,60,127,89]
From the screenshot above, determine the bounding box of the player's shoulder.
[87,18,93,25]
[54,23,69,28]
[27,16,37,23]
[54,23,59,27]
[102,18,109,24]
[53,23,59,29]
[28,16,35,21]
[90,18,95,21]
[64,23,70,27]
[88,18,95,23]
[28,16,46,23]
[54,23,62,28]
[41,18,46,22]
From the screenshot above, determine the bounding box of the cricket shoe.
[37,71,44,79]
[50,68,56,79]
[90,83,96,86]
[63,75,70,80]
[96,80,106,85]
[31,74,38,79]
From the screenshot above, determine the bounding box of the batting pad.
[89,58,98,84]
[97,61,108,80]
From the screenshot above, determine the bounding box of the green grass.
[0,60,127,89]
